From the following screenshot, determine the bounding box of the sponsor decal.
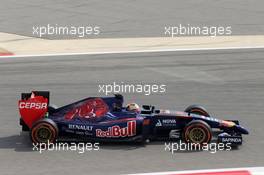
[68,124,93,131]
[19,102,47,109]
[162,119,177,124]
[18,92,48,128]
[156,120,162,127]
[221,137,242,143]
[19,93,48,109]
[156,119,177,127]
[96,121,136,138]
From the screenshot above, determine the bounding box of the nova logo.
[155,120,162,127]
[162,119,177,124]
[96,121,136,138]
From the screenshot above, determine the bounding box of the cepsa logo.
[96,121,136,138]
[19,102,47,109]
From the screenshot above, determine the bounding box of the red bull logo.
[96,121,136,138]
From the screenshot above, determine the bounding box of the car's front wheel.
[182,120,212,144]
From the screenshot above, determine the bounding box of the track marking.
[0,47,13,56]
[1,46,264,58]
[127,167,264,175]
[0,32,264,57]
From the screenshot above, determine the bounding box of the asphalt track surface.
[1,0,264,38]
[0,49,264,175]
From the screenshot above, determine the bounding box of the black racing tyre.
[182,120,212,144]
[184,105,210,117]
[30,118,58,144]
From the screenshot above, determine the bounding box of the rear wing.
[18,91,50,129]
[21,91,50,103]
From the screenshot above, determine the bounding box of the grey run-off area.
[0,0,264,38]
[0,49,264,174]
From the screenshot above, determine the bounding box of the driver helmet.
[126,103,140,112]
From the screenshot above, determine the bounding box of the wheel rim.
[36,126,52,142]
[32,123,56,144]
[189,127,206,143]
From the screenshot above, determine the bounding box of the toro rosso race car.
[18,91,249,146]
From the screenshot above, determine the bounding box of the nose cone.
[236,125,249,134]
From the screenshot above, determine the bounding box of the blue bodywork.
[45,95,249,144]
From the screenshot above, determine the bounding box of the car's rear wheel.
[185,105,210,117]
[183,120,212,144]
[31,118,58,144]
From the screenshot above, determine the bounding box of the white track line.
[1,32,264,58]
[1,45,264,58]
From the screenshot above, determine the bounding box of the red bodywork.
[64,98,109,120]
[18,93,48,128]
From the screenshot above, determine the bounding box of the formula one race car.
[18,91,249,146]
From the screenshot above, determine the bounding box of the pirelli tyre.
[182,120,212,144]
[185,105,210,117]
[30,118,58,144]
